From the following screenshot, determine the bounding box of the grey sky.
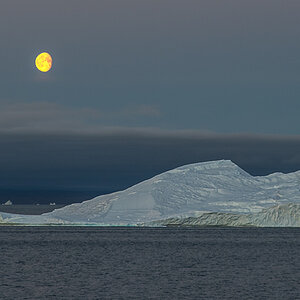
[1,0,300,134]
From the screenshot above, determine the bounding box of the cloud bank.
[0,101,161,132]
[0,129,299,193]
[0,102,299,204]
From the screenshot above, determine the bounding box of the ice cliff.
[150,203,300,227]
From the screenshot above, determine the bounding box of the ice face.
[152,203,300,227]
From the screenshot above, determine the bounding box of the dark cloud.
[0,129,300,203]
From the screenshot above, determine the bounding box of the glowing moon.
[35,52,52,72]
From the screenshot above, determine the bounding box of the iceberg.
[1,160,300,226]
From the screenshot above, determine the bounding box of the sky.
[1,1,300,204]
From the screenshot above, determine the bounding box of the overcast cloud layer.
[1,0,300,134]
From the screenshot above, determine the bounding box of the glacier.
[0,160,300,226]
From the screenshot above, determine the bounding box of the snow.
[1,160,300,226]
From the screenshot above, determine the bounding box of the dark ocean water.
[0,227,299,299]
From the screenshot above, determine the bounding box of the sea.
[0,226,299,299]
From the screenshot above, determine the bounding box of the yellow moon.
[35,52,52,72]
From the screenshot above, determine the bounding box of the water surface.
[0,227,299,299]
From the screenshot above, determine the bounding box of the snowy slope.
[1,160,300,226]
[44,160,300,225]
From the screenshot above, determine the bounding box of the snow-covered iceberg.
[1,160,300,226]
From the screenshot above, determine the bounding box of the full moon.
[35,52,52,72]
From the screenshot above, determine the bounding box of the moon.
[35,52,52,72]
